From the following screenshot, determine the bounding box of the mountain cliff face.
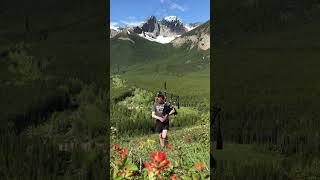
[111,16,203,44]
[110,29,120,38]
[131,16,187,43]
[141,16,160,34]
[160,16,187,35]
[132,16,187,36]
[171,21,210,50]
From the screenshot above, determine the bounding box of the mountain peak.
[110,15,207,45]
[163,16,179,22]
[146,15,157,22]
[160,16,186,35]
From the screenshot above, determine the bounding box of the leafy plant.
[143,151,170,179]
[111,145,139,179]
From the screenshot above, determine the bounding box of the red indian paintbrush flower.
[144,151,170,175]
[144,162,153,173]
[121,153,127,159]
[113,144,119,150]
[118,148,126,155]
[167,143,172,149]
[144,162,152,167]
[113,146,127,160]
[151,151,166,163]
[195,162,205,171]
[162,159,169,167]
[171,174,177,180]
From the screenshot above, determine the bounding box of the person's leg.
[159,133,165,148]
[165,130,168,145]
[161,130,168,147]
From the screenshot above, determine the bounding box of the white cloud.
[158,0,188,14]
[120,20,144,27]
[110,22,119,30]
[169,3,185,12]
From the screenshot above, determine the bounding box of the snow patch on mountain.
[110,16,205,44]
[164,16,179,22]
[138,33,179,44]
[184,24,195,31]
[110,22,120,31]
[111,27,120,31]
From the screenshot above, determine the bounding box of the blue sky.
[110,0,210,28]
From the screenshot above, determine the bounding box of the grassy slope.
[111,33,210,105]
[122,69,209,102]
[213,18,320,179]
[110,33,172,68]
[214,143,320,179]
[213,21,320,123]
[110,25,211,176]
[0,1,106,121]
[113,124,210,172]
[0,1,107,179]
[29,17,107,86]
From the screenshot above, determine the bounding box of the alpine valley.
[110,15,211,86]
[109,15,211,178]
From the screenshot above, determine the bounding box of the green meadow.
[212,1,320,178]
[110,21,211,178]
[110,75,210,178]
[0,1,107,179]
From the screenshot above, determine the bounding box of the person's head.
[155,91,165,104]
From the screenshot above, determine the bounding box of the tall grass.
[110,83,208,136]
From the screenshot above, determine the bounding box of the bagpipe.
[163,101,178,116]
[155,81,180,116]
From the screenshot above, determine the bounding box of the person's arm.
[168,108,176,116]
[152,111,164,122]
[167,102,176,116]
[164,108,175,119]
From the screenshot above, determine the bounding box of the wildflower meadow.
[110,76,210,179]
